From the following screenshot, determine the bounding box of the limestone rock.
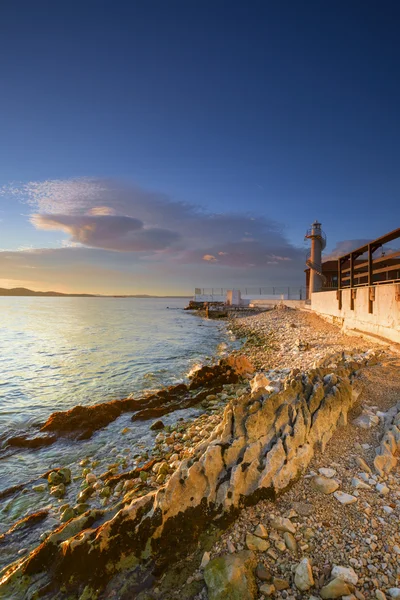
[355,457,372,473]
[311,475,339,494]
[283,531,297,554]
[256,563,272,581]
[260,583,275,596]
[321,578,351,599]
[331,565,358,585]
[388,589,400,598]
[204,550,257,600]
[333,491,357,505]
[318,467,337,478]
[294,558,314,591]
[376,591,387,600]
[254,524,268,539]
[246,532,269,552]
[270,517,295,534]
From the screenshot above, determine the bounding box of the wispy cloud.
[0,178,307,291]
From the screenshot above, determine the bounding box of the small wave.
[186,363,203,378]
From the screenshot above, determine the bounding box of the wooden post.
[350,253,354,289]
[368,244,373,286]
[337,258,342,309]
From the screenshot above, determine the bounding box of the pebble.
[333,491,358,505]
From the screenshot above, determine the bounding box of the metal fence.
[195,287,307,299]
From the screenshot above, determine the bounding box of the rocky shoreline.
[0,306,399,600]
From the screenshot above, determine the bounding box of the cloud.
[324,239,371,260]
[203,254,218,262]
[31,213,180,252]
[0,177,308,291]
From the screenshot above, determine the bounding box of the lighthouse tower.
[305,220,326,295]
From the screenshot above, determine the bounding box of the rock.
[376,483,389,495]
[292,502,314,516]
[200,551,210,569]
[351,477,371,490]
[60,508,75,523]
[150,420,165,431]
[256,563,272,581]
[246,532,269,552]
[254,524,268,539]
[270,517,295,534]
[321,578,351,599]
[139,471,148,482]
[260,583,275,596]
[59,468,72,484]
[86,473,96,484]
[376,591,387,600]
[353,413,379,429]
[331,565,358,585]
[99,486,111,498]
[311,476,340,494]
[48,471,63,485]
[294,558,314,591]
[273,577,290,590]
[318,467,337,478]
[32,484,47,493]
[374,453,397,476]
[74,503,90,515]
[250,373,271,394]
[50,483,66,498]
[77,486,94,503]
[204,550,257,600]
[333,491,357,505]
[388,589,400,598]
[283,532,297,554]
[355,457,372,473]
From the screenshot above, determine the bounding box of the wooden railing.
[337,227,400,290]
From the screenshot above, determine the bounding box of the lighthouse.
[305,220,326,295]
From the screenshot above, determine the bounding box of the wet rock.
[48,471,63,485]
[50,483,66,498]
[204,550,257,600]
[321,578,351,599]
[150,420,165,431]
[6,432,57,449]
[294,558,314,591]
[77,485,94,503]
[0,509,49,541]
[59,468,71,484]
[60,508,75,523]
[32,484,47,493]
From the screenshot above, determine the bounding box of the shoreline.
[1,307,399,600]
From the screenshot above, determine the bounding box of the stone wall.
[0,357,367,599]
[311,284,400,344]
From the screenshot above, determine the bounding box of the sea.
[0,297,237,498]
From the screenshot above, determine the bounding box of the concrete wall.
[311,284,400,344]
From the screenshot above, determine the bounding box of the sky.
[0,0,399,294]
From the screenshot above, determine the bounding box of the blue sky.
[0,1,399,293]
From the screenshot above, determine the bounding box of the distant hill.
[0,287,191,298]
[0,287,95,297]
